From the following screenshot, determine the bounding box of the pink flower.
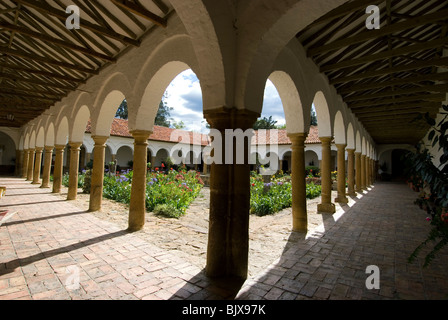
[425,217,431,221]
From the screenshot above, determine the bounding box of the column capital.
[92,135,109,146]
[130,130,152,144]
[55,144,66,150]
[335,143,347,150]
[35,147,44,152]
[44,146,54,152]
[319,136,333,145]
[68,141,82,150]
[204,107,260,130]
[287,132,307,146]
[346,148,355,153]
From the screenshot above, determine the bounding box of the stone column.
[151,155,156,169]
[361,154,366,190]
[366,157,371,186]
[288,133,308,232]
[15,149,22,176]
[355,152,362,192]
[335,144,348,203]
[22,149,29,179]
[41,146,54,188]
[67,142,82,200]
[204,107,258,280]
[52,145,65,193]
[346,148,356,196]
[128,130,152,231]
[89,136,108,212]
[317,137,336,213]
[27,149,35,181]
[32,147,43,184]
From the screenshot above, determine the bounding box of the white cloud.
[164,71,287,131]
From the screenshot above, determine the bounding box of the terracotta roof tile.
[86,119,320,145]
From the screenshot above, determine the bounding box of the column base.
[335,196,349,203]
[32,181,41,185]
[40,185,50,189]
[347,192,357,197]
[317,202,336,213]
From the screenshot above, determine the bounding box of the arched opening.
[0,131,17,175]
[116,145,134,171]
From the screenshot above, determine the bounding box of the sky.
[163,69,286,133]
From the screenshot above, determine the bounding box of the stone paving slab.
[1,177,448,300]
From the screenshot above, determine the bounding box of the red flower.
[161,163,165,168]
[155,167,159,171]
[251,183,255,186]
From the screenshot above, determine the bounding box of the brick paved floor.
[1,177,447,300]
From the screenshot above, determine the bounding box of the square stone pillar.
[89,136,109,212]
[317,137,336,213]
[67,142,82,200]
[204,107,259,280]
[41,146,54,188]
[288,133,308,232]
[335,144,348,203]
[346,149,356,196]
[52,145,65,193]
[128,130,152,232]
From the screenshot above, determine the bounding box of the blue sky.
[164,69,286,132]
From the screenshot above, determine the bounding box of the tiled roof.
[85,119,320,145]
[251,126,320,145]
[86,118,210,145]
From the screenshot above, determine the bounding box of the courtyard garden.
[58,166,322,219]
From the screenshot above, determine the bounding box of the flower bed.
[250,172,321,216]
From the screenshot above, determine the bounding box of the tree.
[310,109,318,126]
[171,120,186,129]
[155,99,173,127]
[253,116,278,130]
[115,99,128,119]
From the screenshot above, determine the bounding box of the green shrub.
[153,203,183,218]
[82,169,92,194]
[305,166,320,177]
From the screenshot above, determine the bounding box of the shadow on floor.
[0,229,131,276]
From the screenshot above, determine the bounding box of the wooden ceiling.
[297,0,448,144]
[0,0,170,128]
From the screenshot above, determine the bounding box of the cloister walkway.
[0,176,447,300]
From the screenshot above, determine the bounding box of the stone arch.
[56,116,69,146]
[71,105,91,143]
[168,2,228,109]
[91,72,132,137]
[24,132,30,149]
[45,122,55,147]
[29,131,36,148]
[355,131,362,152]
[362,136,367,155]
[130,35,201,131]
[305,150,319,167]
[36,127,45,148]
[312,90,332,137]
[239,0,347,114]
[347,123,355,150]
[333,110,346,145]
[268,70,307,134]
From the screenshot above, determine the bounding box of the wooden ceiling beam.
[0,21,116,63]
[339,71,448,94]
[309,9,448,57]
[0,72,76,91]
[0,61,85,83]
[14,0,141,47]
[0,46,98,75]
[321,37,448,73]
[348,93,446,108]
[331,57,448,85]
[111,0,167,27]
[344,83,448,102]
